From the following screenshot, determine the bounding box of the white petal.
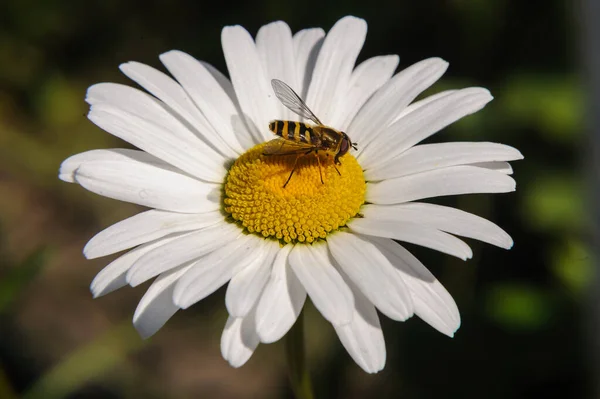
[472,161,513,174]
[369,237,460,337]
[86,82,227,162]
[334,281,386,373]
[306,16,367,123]
[348,218,473,260]
[366,165,516,205]
[359,88,493,169]
[391,89,457,124]
[74,160,221,213]
[119,61,240,159]
[84,210,223,259]
[288,243,354,325]
[361,203,513,249]
[350,58,448,147]
[90,234,186,298]
[292,28,325,98]
[87,102,226,182]
[225,240,279,318]
[221,309,260,368]
[255,245,307,344]
[60,148,161,183]
[328,232,413,321]
[133,264,193,339]
[365,142,523,181]
[126,222,239,286]
[90,257,129,298]
[199,61,258,149]
[174,235,264,309]
[159,51,247,155]
[256,21,298,121]
[222,25,275,144]
[332,55,399,131]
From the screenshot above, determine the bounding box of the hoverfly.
[264,79,358,188]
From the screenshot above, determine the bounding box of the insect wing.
[263,138,314,155]
[271,79,323,125]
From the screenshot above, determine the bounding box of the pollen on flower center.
[223,142,366,244]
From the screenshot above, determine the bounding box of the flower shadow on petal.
[202,61,240,107]
[62,148,171,180]
[161,102,228,162]
[327,248,381,329]
[352,279,382,328]
[200,61,259,161]
[206,184,222,204]
[287,263,306,317]
[299,38,324,99]
[241,306,260,348]
[231,113,263,150]
[367,236,436,282]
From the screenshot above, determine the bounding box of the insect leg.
[332,153,342,175]
[315,151,324,184]
[283,155,301,188]
[283,149,314,188]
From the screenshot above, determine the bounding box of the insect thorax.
[314,126,343,150]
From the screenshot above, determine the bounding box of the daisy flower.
[59,16,522,373]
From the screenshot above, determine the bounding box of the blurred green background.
[0,0,592,398]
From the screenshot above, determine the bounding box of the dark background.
[0,0,591,398]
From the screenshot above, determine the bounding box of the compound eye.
[339,138,349,156]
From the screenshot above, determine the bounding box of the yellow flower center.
[223,142,366,244]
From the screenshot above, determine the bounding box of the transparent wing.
[271,79,323,125]
[262,138,315,155]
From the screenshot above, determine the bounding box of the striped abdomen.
[269,120,320,145]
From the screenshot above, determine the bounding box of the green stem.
[285,310,314,399]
